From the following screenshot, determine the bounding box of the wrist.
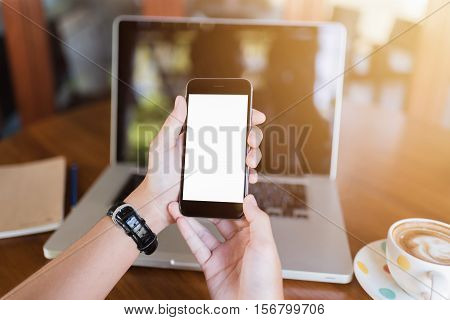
[124,179,168,234]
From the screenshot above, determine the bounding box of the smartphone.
[179,78,253,219]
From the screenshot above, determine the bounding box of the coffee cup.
[386,218,449,299]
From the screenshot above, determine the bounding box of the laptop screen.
[115,19,345,176]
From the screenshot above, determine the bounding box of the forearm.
[3,217,136,299]
[3,183,166,300]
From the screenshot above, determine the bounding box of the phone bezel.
[179,78,252,219]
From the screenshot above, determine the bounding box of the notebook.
[0,157,66,239]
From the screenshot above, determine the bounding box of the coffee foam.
[393,221,450,266]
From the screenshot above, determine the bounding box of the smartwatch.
[107,202,158,255]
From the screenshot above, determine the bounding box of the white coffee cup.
[386,218,449,299]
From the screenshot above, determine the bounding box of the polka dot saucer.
[354,239,413,300]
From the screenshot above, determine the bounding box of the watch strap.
[107,201,125,217]
[107,202,158,255]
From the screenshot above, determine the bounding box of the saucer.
[354,239,413,300]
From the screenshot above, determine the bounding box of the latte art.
[393,222,450,266]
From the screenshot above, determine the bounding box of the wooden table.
[1,100,449,299]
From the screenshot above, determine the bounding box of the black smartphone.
[179,78,253,219]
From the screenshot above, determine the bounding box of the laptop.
[44,16,353,284]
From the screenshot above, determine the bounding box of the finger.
[251,109,266,126]
[249,168,258,184]
[177,219,212,265]
[242,195,264,224]
[168,202,212,265]
[243,195,273,241]
[168,201,183,220]
[174,132,185,172]
[185,217,221,250]
[246,148,262,168]
[169,202,220,251]
[208,218,245,240]
[157,96,187,149]
[247,126,263,148]
[177,131,185,147]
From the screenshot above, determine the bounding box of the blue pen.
[70,163,78,207]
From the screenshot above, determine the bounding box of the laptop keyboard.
[114,174,308,219]
[249,182,308,218]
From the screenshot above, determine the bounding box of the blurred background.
[0,0,449,138]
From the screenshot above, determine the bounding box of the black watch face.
[118,206,149,238]
[114,205,157,255]
[125,214,148,238]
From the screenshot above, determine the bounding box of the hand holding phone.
[179,78,263,219]
[169,194,284,299]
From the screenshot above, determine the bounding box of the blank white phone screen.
[183,94,249,203]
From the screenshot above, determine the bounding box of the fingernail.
[248,130,254,143]
[246,194,257,206]
[168,201,178,210]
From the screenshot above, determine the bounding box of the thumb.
[157,96,187,149]
[168,201,183,221]
[243,195,273,241]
